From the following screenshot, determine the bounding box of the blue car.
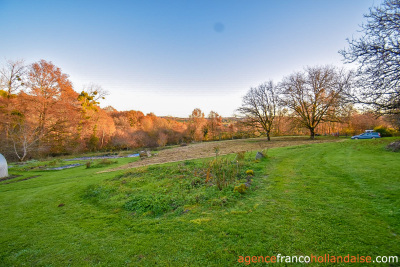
[351,131,381,139]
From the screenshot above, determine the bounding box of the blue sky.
[0,0,382,117]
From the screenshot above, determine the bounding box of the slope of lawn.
[0,138,399,266]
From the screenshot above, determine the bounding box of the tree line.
[0,60,250,161]
[1,0,398,161]
[0,59,393,161]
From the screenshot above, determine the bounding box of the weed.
[213,146,220,157]
[234,184,247,194]
[235,151,246,161]
[48,160,58,166]
[85,161,92,169]
[207,158,237,190]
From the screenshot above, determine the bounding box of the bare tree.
[237,81,280,141]
[280,66,352,139]
[8,112,40,161]
[340,0,400,115]
[0,60,26,148]
[0,59,26,97]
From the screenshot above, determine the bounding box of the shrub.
[99,158,117,165]
[234,184,247,194]
[87,134,99,151]
[246,170,254,176]
[374,125,396,137]
[86,161,92,169]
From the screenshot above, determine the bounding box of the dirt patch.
[102,136,342,173]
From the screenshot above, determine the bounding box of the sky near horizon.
[0,0,382,117]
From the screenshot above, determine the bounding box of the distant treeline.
[0,59,396,161]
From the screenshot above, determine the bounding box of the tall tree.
[340,0,400,116]
[27,60,78,153]
[237,81,279,141]
[280,66,352,139]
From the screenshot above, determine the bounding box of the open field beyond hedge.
[0,137,399,266]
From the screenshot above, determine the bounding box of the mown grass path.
[0,138,399,266]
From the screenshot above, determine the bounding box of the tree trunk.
[267,131,271,141]
[310,128,315,140]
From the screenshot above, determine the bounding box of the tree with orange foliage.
[188,108,206,141]
[26,60,78,152]
[206,111,222,140]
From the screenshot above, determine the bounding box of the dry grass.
[102,136,343,173]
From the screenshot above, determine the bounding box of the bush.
[87,134,99,151]
[99,158,117,165]
[374,125,396,137]
[246,170,254,176]
[234,184,247,194]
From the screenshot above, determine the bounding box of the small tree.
[280,66,352,139]
[237,81,279,141]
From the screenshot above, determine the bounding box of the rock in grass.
[139,151,152,159]
[255,152,265,160]
[386,140,400,152]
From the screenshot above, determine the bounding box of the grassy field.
[0,138,399,266]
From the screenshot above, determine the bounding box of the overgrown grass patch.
[83,152,262,216]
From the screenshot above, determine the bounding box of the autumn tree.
[206,111,222,140]
[187,108,206,141]
[280,66,352,139]
[340,0,400,117]
[237,81,280,141]
[26,60,79,154]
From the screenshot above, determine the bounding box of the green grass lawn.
[0,138,399,266]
